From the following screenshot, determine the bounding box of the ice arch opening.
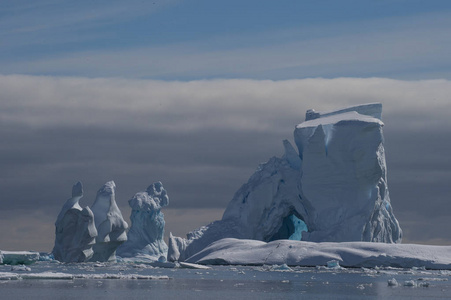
[268,214,308,241]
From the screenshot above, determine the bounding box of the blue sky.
[2,0,451,79]
[1,1,451,250]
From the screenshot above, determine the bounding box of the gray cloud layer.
[1,75,450,250]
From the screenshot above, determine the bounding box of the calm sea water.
[1,262,450,299]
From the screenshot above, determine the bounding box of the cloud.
[2,10,451,79]
[1,75,451,248]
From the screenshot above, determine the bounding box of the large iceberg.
[52,182,97,262]
[168,103,402,261]
[117,182,169,260]
[90,181,128,262]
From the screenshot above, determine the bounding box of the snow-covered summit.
[168,103,402,262]
[298,111,384,129]
[305,103,382,121]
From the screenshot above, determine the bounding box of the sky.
[1,0,451,251]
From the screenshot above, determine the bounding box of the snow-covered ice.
[169,103,402,261]
[52,182,97,262]
[117,182,169,261]
[0,271,169,280]
[186,238,451,269]
[294,105,401,243]
[0,251,40,265]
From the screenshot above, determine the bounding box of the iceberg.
[0,251,40,265]
[186,238,451,269]
[294,104,401,243]
[52,182,97,262]
[90,181,128,262]
[168,103,402,261]
[117,182,169,261]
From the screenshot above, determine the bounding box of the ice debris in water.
[326,260,341,269]
[387,278,399,286]
[0,272,170,280]
[403,280,416,287]
[10,265,31,272]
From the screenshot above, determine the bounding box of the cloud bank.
[1,75,450,250]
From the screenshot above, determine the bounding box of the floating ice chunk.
[117,182,169,260]
[1,251,40,265]
[52,182,97,263]
[179,262,211,269]
[38,252,54,261]
[0,272,74,280]
[22,272,74,280]
[270,264,293,272]
[326,260,341,269]
[0,271,170,280]
[418,281,430,287]
[74,273,170,280]
[387,278,399,286]
[90,181,128,262]
[10,265,31,272]
[0,272,20,280]
[403,280,416,287]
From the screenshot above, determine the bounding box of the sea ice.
[117,182,169,261]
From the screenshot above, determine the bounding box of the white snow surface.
[297,111,383,129]
[305,103,383,121]
[169,103,402,262]
[187,238,451,269]
[52,182,98,263]
[117,182,169,260]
